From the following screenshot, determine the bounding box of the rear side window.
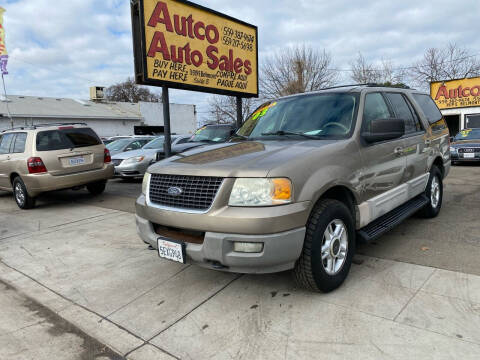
[0,133,15,154]
[12,133,27,153]
[412,94,443,124]
[36,128,101,151]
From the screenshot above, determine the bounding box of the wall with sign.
[430,77,480,134]
[131,0,258,98]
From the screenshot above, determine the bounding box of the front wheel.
[294,199,356,293]
[86,180,106,195]
[417,166,443,218]
[13,177,36,209]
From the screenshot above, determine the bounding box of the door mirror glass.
[362,118,405,143]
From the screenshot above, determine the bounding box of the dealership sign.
[431,76,480,110]
[131,0,258,97]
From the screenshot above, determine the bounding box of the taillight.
[104,148,111,163]
[27,157,47,174]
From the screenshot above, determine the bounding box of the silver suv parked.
[136,85,450,292]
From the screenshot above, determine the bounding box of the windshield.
[237,93,359,140]
[107,139,132,151]
[190,126,232,143]
[143,136,165,149]
[454,129,480,141]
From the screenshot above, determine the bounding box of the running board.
[357,195,429,243]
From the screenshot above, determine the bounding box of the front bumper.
[451,152,480,162]
[23,164,114,197]
[136,214,306,274]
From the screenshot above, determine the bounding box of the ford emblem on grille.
[167,186,183,196]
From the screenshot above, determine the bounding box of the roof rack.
[1,122,88,133]
[365,83,412,89]
[33,122,88,128]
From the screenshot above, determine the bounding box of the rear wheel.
[417,166,443,218]
[86,180,106,195]
[13,177,36,209]
[294,199,356,292]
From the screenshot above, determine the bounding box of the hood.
[111,148,159,160]
[148,139,338,177]
[451,139,480,147]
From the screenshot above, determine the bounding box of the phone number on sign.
[222,27,255,51]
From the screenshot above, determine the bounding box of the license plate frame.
[157,237,186,264]
[463,153,475,159]
[69,156,85,166]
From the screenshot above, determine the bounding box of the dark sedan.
[450,129,480,164]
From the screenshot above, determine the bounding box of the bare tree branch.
[105,77,161,103]
[207,96,258,124]
[350,52,405,85]
[260,45,337,99]
[410,43,480,89]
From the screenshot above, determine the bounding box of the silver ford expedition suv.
[136,85,450,292]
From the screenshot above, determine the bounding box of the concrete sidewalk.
[1,195,480,359]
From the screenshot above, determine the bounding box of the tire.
[13,177,36,209]
[294,199,356,293]
[86,180,106,195]
[417,166,443,218]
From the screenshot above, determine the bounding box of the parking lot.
[1,165,480,359]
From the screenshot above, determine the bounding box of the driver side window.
[363,93,393,131]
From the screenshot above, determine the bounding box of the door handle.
[394,147,404,156]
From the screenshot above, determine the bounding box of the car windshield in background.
[107,139,132,151]
[190,127,232,143]
[237,93,359,140]
[454,129,480,141]
[143,137,165,149]
[36,128,101,151]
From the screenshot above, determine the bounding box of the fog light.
[233,242,264,253]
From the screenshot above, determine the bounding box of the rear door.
[35,127,104,176]
[359,92,408,219]
[0,133,16,188]
[385,92,429,196]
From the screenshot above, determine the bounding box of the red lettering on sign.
[147,2,173,32]
[147,31,170,59]
[435,85,448,100]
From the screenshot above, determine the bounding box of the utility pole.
[162,86,172,158]
[236,96,243,129]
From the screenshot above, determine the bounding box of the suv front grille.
[149,174,223,211]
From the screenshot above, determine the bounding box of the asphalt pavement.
[0,165,479,359]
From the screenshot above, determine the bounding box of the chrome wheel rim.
[14,183,25,206]
[431,176,440,209]
[321,219,348,275]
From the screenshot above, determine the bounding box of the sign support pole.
[162,86,172,158]
[236,96,243,129]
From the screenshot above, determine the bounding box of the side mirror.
[362,118,405,143]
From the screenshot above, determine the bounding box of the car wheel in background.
[417,166,443,218]
[86,180,107,195]
[294,199,356,293]
[13,177,36,209]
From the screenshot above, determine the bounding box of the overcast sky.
[3,0,480,123]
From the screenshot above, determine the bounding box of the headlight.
[123,155,145,165]
[450,147,457,152]
[228,178,292,206]
[142,173,150,195]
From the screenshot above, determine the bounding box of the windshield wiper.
[261,130,322,139]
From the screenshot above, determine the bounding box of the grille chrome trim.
[146,174,224,213]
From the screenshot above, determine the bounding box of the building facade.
[0,94,197,137]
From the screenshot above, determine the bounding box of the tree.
[410,43,480,89]
[260,45,337,99]
[208,95,258,124]
[105,77,161,102]
[350,52,406,85]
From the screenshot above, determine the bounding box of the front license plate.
[69,156,85,165]
[157,238,186,264]
[463,153,475,158]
